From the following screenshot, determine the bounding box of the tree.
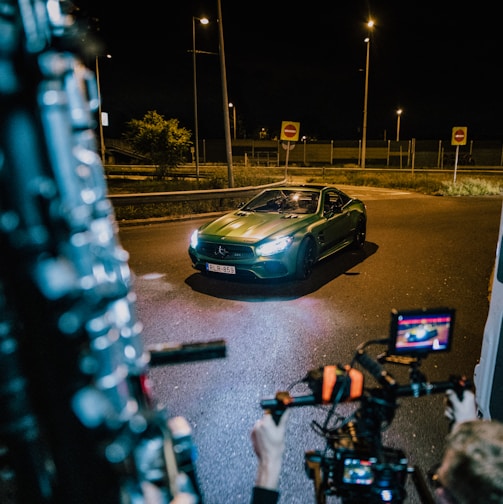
[123,111,192,179]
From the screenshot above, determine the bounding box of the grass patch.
[440,177,503,196]
[300,170,503,196]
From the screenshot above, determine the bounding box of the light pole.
[95,53,111,165]
[361,19,374,170]
[217,0,234,187]
[228,102,237,139]
[396,108,403,141]
[192,16,209,180]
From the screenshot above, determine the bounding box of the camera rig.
[260,308,470,504]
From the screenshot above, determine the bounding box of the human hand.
[444,389,478,427]
[251,410,290,491]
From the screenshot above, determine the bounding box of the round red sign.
[283,124,297,138]
[454,129,465,142]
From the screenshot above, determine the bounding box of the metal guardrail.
[108,179,287,207]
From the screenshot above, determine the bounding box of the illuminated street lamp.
[192,16,209,180]
[361,19,374,170]
[95,53,111,165]
[396,108,403,141]
[228,102,237,139]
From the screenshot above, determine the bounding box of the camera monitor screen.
[342,457,374,485]
[389,307,455,356]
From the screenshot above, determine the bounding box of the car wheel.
[352,216,366,249]
[295,237,316,280]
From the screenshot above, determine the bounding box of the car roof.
[267,184,337,191]
[265,184,349,196]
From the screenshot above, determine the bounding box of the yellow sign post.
[280,121,300,174]
[451,126,468,183]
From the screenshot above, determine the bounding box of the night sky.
[73,1,502,143]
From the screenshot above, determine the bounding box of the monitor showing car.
[389,307,455,356]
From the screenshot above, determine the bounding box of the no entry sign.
[280,121,300,142]
[451,126,467,146]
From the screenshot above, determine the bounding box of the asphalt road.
[117,188,503,504]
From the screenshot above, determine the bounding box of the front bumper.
[188,248,291,280]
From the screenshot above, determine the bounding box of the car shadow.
[184,241,379,301]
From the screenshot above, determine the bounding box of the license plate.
[206,263,236,275]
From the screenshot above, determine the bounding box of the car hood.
[199,210,311,243]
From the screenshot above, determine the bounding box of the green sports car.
[188,184,367,281]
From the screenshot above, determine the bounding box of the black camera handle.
[260,349,470,417]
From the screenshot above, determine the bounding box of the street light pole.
[228,102,236,140]
[396,108,403,141]
[361,20,374,170]
[95,54,111,165]
[217,0,234,188]
[192,17,208,181]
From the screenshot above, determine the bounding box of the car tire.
[295,237,316,280]
[352,215,366,249]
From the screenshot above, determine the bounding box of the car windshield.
[242,189,320,215]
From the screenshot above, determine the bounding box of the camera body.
[306,445,408,503]
[337,447,408,502]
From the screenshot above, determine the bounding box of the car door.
[317,190,353,254]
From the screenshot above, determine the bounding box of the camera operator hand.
[251,409,290,494]
[444,389,478,428]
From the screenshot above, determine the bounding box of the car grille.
[198,241,255,260]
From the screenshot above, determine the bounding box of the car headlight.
[190,230,199,249]
[256,236,293,257]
